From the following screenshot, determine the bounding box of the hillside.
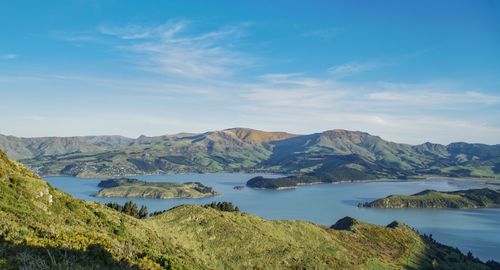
[0,134,133,160]
[93,178,219,199]
[0,149,497,269]
[361,188,500,209]
[1,128,499,179]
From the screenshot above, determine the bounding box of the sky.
[0,0,499,144]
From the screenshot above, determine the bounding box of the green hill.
[0,149,496,269]
[1,128,499,180]
[361,188,500,209]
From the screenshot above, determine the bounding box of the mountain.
[0,134,133,160]
[0,128,499,179]
[361,188,500,209]
[222,127,296,145]
[0,149,496,269]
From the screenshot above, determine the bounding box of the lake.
[45,174,500,262]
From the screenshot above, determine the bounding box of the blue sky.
[1,0,499,144]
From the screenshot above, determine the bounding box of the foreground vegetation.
[361,188,500,209]
[105,201,149,219]
[0,149,498,269]
[203,201,240,212]
[94,178,218,199]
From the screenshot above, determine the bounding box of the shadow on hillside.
[402,232,500,270]
[0,238,137,270]
[329,217,498,270]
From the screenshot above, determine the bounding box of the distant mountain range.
[1,128,499,179]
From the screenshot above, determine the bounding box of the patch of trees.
[420,233,499,267]
[486,260,500,270]
[105,201,148,219]
[188,182,215,193]
[203,201,240,212]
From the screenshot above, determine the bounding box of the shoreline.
[247,176,500,190]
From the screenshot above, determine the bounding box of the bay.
[45,174,500,262]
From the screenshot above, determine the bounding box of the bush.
[104,201,148,219]
[203,202,240,212]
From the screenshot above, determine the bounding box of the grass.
[0,149,495,269]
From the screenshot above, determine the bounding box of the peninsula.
[361,188,500,209]
[93,178,219,199]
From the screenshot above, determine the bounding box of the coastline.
[246,176,500,190]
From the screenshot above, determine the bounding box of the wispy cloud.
[97,20,251,79]
[327,61,382,77]
[242,73,349,109]
[369,83,500,105]
[234,70,500,143]
[21,19,499,144]
[302,28,344,39]
[2,54,17,60]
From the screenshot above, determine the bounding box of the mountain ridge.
[1,128,499,179]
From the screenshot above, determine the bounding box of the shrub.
[104,201,148,219]
[203,202,240,212]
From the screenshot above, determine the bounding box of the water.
[45,174,500,262]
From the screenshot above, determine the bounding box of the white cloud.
[235,72,500,144]
[327,61,381,77]
[2,54,17,60]
[98,20,251,79]
[369,84,500,105]
[18,21,498,144]
[242,73,349,109]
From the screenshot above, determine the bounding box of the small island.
[246,166,377,189]
[360,188,500,209]
[246,176,320,189]
[233,185,245,190]
[93,178,219,199]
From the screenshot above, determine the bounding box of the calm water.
[45,174,500,262]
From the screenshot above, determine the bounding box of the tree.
[138,205,148,219]
[467,251,474,260]
[203,201,240,212]
[105,201,149,219]
[121,201,138,217]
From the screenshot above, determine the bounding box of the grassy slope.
[363,189,500,209]
[0,150,494,269]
